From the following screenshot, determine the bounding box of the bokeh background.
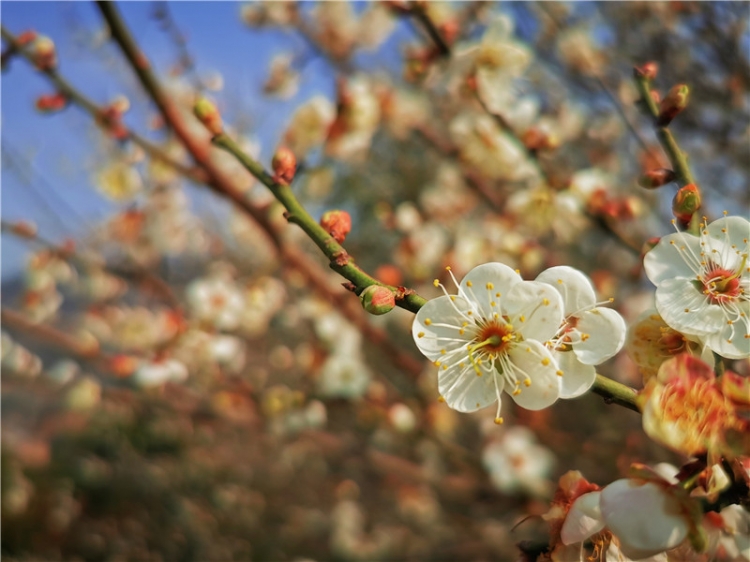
[2,2,749,560]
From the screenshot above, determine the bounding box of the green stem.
[211,133,427,314]
[633,74,695,187]
[592,374,640,413]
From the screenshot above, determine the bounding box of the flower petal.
[600,479,688,559]
[536,266,596,316]
[561,491,605,545]
[412,295,471,361]
[554,351,597,399]
[644,232,701,286]
[573,307,626,364]
[703,304,750,359]
[438,363,502,413]
[507,341,561,410]
[460,262,522,318]
[655,277,724,336]
[705,215,750,255]
[505,281,564,342]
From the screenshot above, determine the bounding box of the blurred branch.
[1,307,106,364]
[1,220,181,308]
[212,132,428,314]
[93,4,428,377]
[0,26,208,185]
[633,72,695,187]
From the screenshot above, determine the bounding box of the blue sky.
[1,1,370,281]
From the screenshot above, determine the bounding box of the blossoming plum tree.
[1,2,748,560]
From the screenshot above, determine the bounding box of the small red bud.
[360,285,396,316]
[35,93,67,113]
[320,210,352,244]
[642,236,660,256]
[672,183,701,224]
[439,19,460,45]
[638,168,676,189]
[271,146,296,186]
[633,62,659,80]
[658,84,690,126]
[110,354,138,378]
[522,128,559,152]
[9,221,38,238]
[193,97,223,135]
[16,31,38,46]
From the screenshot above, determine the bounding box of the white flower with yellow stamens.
[412,263,564,423]
[644,214,750,359]
[536,266,626,398]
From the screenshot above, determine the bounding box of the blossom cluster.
[412,263,625,422]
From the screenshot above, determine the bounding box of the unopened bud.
[633,62,658,81]
[16,30,38,46]
[193,97,223,135]
[360,285,396,316]
[320,210,352,243]
[9,221,38,238]
[110,354,138,378]
[641,237,660,257]
[522,127,559,152]
[29,35,56,70]
[672,183,701,224]
[638,168,676,189]
[35,93,67,113]
[271,146,296,185]
[658,84,689,126]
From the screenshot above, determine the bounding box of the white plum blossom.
[482,426,555,497]
[536,266,626,398]
[644,214,750,359]
[412,263,564,423]
[186,271,245,332]
[561,478,692,560]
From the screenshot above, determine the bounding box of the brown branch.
[93,3,425,379]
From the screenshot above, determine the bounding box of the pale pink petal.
[460,262,522,318]
[507,341,561,410]
[644,233,701,285]
[412,295,471,360]
[554,351,597,399]
[705,215,750,255]
[655,277,724,336]
[438,363,501,413]
[561,491,605,545]
[573,307,626,364]
[600,479,688,559]
[536,266,596,316]
[505,281,564,342]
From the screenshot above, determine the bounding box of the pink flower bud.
[320,210,352,243]
[638,168,676,189]
[271,146,296,185]
[360,285,396,315]
[35,93,67,113]
[658,84,690,126]
[672,183,701,224]
[193,97,223,135]
[633,61,658,80]
[8,221,38,238]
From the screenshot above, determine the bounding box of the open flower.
[638,353,750,462]
[560,466,704,560]
[536,266,626,398]
[412,263,564,423]
[643,214,750,359]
